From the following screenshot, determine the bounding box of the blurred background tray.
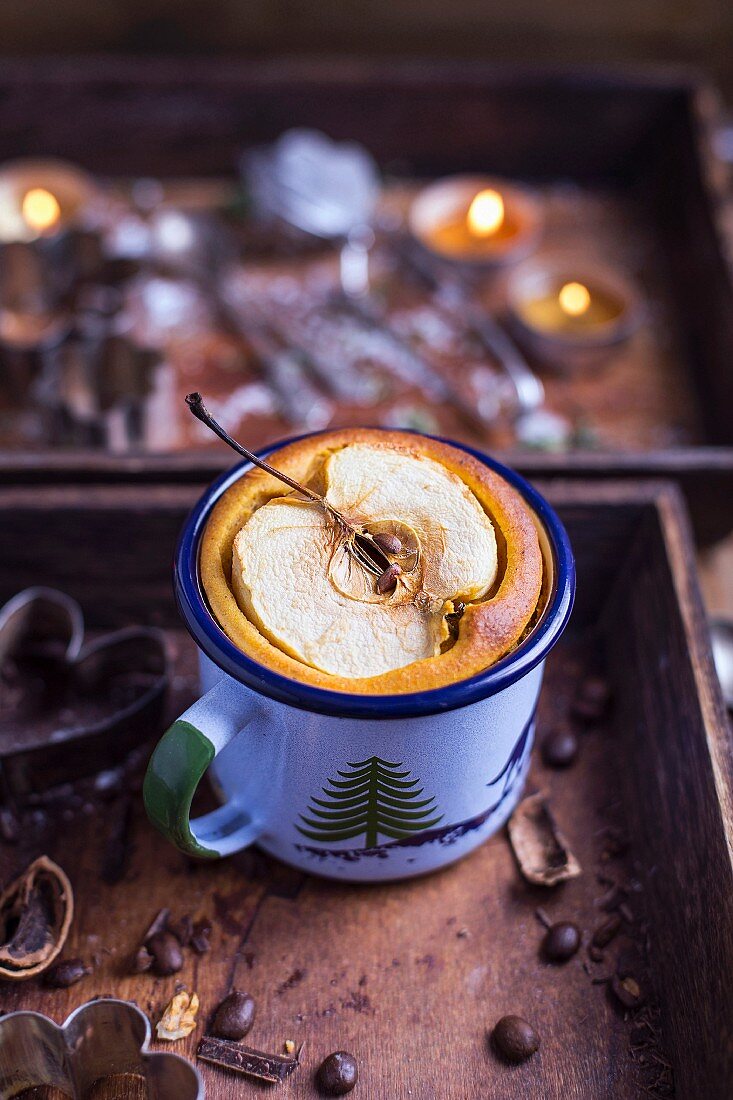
[0,477,730,1097]
[0,60,732,544]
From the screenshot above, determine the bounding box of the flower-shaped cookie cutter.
[0,586,170,796]
[0,998,203,1098]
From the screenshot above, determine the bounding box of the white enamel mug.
[144,436,574,882]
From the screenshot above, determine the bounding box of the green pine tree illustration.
[296,757,443,848]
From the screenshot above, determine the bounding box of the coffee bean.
[592,915,621,949]
[541,728,578,768]
[316,1051,358,1095]
[572,675,611,721]
[372,532,402,556]
[376,563,402,594]
[491,1015,540,1063]
[542,921,581,962]
[44,958,90,988]
[588,945,605,963]
[610,974,645,1009]
[211,990,255,1040]
[147,931,183,976]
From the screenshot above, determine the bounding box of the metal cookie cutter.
[0,998,203,1099]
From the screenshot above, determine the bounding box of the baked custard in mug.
[199,429,546,692]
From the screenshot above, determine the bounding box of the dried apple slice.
[232,444,498,678]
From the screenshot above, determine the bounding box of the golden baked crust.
[200,429,544,694]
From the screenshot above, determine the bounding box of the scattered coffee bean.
[147,931,183,976]
[541,728,578,768]
[132,945,154,973]
[372,532,402,556]
[542,921,581,962]
[572,674,611,722]
[491,1015,540,1063]
[610,974,645,1010]
[376,563,402,594]
[44,958,91,988]
[316,1051,358,1096]
[211,990,256,1040]
[592,915,621,949]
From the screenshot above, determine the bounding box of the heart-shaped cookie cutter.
[0,586,170,796]
[0,998,204,1099]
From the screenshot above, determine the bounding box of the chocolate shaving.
[197,1036,303,1083]
[507,793,581,886]
[0,856,74,980]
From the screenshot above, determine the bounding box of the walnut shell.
[0,855,74,980]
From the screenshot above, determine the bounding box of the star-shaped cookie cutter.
[0,998,203,1098]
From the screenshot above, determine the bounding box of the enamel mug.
[144,437,575,882]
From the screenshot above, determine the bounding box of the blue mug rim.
[175,431,575,720]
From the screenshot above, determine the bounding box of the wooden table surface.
[0,639,662,1100]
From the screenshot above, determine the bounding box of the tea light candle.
[0,159,103,308]
[408,175,542,267]
[0,159,100,244]
[507,257,640,359]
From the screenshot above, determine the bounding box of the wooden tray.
[0,61,733,544]
[0,478,731,1098]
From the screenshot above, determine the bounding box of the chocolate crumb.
[44,958,91,988]
[592,915,622,949]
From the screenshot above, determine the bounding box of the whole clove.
[44,957,91,988]
[211,990,256,1040]
[542,921,581,962]
[491,1015,540,1063]
[316,1050,359,1095]
[147,930,183,976]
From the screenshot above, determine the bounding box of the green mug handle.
[143,677,265,859]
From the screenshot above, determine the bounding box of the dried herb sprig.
[185,393,392,579]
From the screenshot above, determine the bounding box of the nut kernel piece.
[156,990,200,1041]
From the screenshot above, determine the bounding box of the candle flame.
[558,281,591,317]
[22,188,61,235]
[467,189,505,237]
